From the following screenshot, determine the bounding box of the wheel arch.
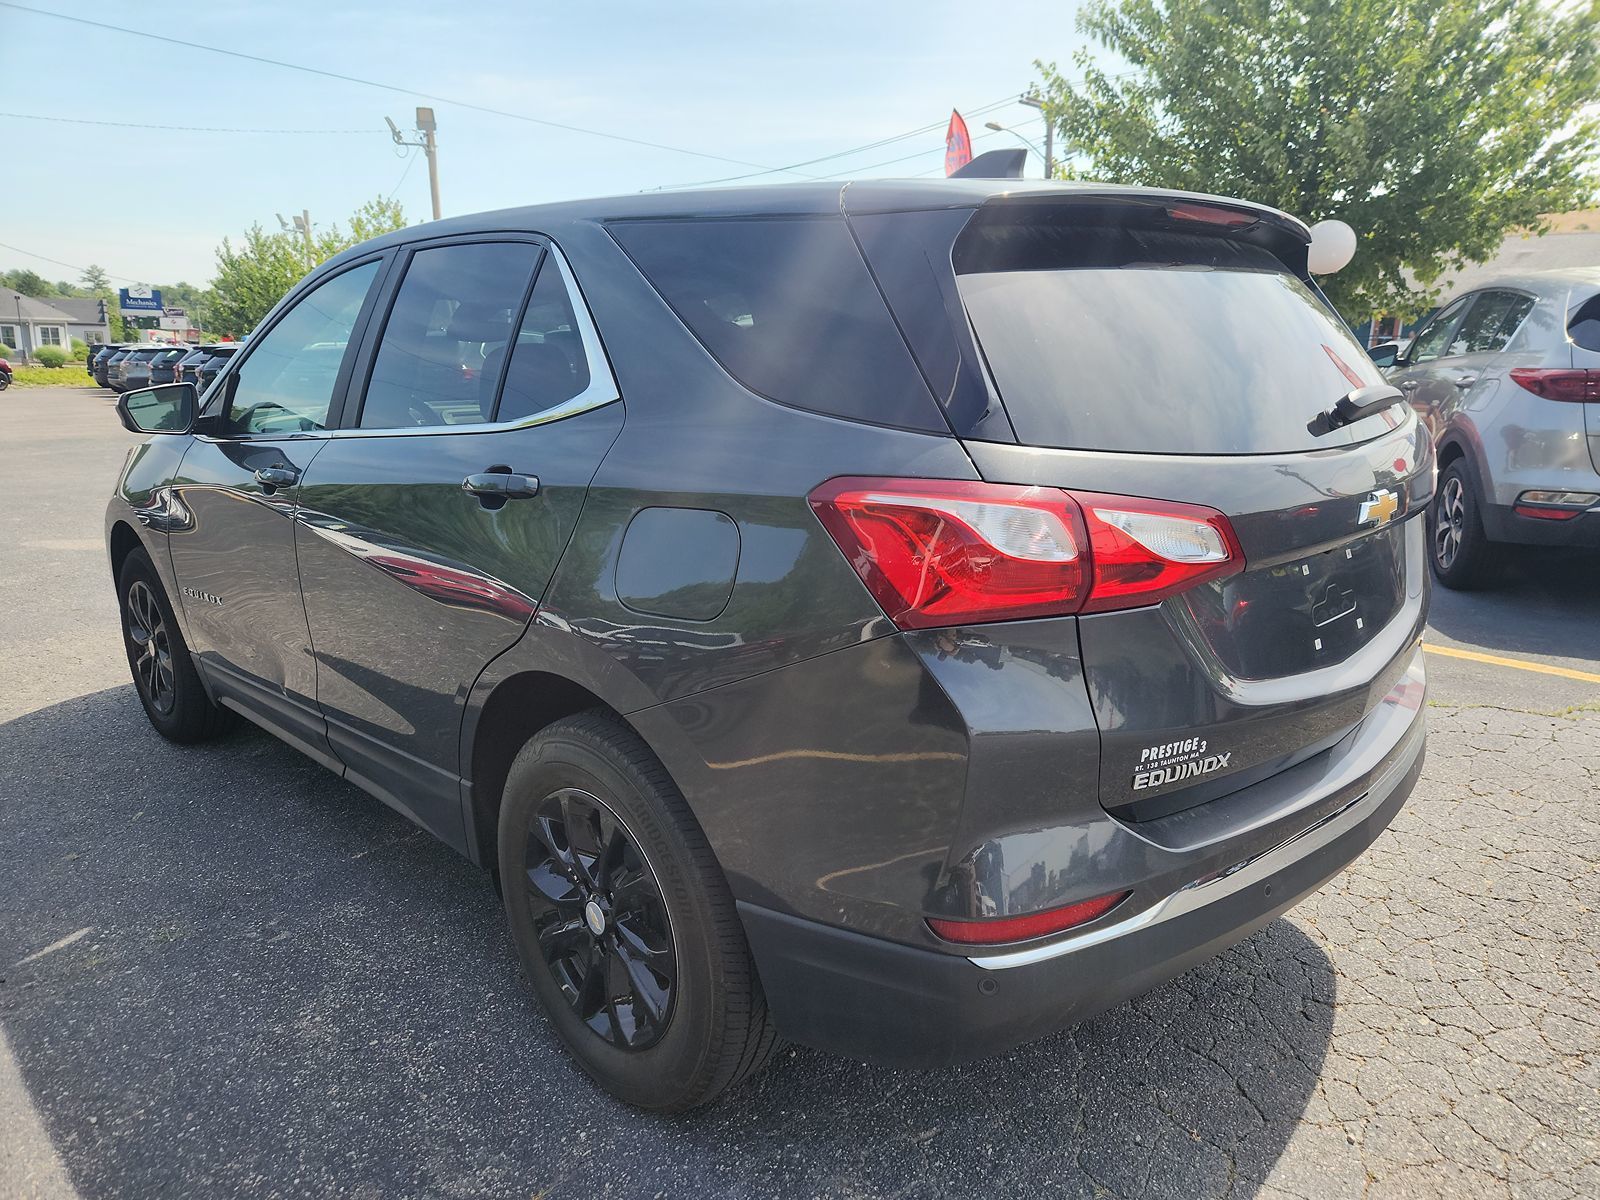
[459,624,706,879]
[108,519,145,585]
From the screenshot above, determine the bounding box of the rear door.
[294,236,622,844]
[915,199,1432,819]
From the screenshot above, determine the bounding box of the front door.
[1392,293,1475,437]
[294,239,622,845]
[167,257,385,765]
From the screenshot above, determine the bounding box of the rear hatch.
[867,194,1432,820]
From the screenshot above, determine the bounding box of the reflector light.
[1508,368,1600,402]
[927,891,1131,945]
[809,478,1245,628]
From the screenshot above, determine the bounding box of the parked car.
[1369,269,1600,588]
[0,354,10,390]
[148,346,190,386]
[106,181,1431,1112]
[111,346,168,392]
[175,345,218,389]
[93,344,128,388]
[101,347,137,391]
[195,344,237,394]
[87,341,110,376]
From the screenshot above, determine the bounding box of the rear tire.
[1428,461,1500,590]
[118,548,236,742]
[498,711,779,1111]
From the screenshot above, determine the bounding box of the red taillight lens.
[808,478,1088,629]
[1075,491,1245,613]
[927,891,1131,945]
[1509,367,1600,402]
[809,478,1243,628]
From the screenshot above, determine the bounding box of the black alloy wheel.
[522,786,677,1049]
[125,579,176,715]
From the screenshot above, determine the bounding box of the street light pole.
[276,211,316,270]
[1019,93,1053,180]
[984,121,1045,167]
[388,109,442,220]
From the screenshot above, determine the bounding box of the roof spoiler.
[949,148,1028,180]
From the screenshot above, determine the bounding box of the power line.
[2,110,377,134]
[385,147,421,203]
[0,2,820,176]
[0,239,145,286]
[654,95,1018,190]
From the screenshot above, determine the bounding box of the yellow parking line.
[1423,642,1600,684]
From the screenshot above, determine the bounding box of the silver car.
[1371,269,1600,588]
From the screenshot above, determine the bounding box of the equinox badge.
[1358,489,1399,527]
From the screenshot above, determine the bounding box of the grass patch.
[6,365,102,388]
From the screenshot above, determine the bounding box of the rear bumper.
[1482,503,1600,549]
[740,706,1425,1068]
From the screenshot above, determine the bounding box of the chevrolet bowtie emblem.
[1358,489,1400,527]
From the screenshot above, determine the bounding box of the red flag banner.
[944,110,972,176]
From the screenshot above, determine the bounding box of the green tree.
[79,264,111,291]
[3,268,52,296]
[208,197,409,334]
[1036,0,1600,315]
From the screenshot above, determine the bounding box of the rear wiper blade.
[1306,383,1405,437]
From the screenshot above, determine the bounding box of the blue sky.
[2,1,1090,286]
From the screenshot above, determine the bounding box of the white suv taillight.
[808,477,1243,629]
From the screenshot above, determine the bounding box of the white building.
[0,287,78,359]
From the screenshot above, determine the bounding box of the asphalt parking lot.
[2,385,1597,1200]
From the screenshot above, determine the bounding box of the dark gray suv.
[106,180,1431,1111]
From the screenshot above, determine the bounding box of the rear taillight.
[808,477,1243,629]
[1508,368,1600,401]
[927,890,1131,945]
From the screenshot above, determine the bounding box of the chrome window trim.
[329,241,620,440]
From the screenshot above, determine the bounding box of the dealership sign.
[158,307,189,331]
[118,285,163,314]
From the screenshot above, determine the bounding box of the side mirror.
[117,383,196,434]
[1367,342,1402,369]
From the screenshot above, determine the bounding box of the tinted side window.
[609,217,945,431]
[1568,293,1600,352]
[359,242,540,429]
[495,258,592,423]
[1409,296,1472,364]
[1454,290,1534,354]
[227,261,379,435]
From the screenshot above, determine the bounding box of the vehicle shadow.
[1,687,1334,1200]
[1425,546,1600,660]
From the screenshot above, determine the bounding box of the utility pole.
[1019,93,1054,180]
[276,211,316,270]
[387,108,442,220]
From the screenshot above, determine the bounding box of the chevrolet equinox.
[107,180,1430,1111]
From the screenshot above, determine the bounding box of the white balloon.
[1307,219,1357,275]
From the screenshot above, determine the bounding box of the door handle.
[1398,380,1420,392]
[462,472,540,500]
[1452,375,1479,389]
[253,465,300,490]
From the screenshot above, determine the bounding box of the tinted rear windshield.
[955,217,1390,454]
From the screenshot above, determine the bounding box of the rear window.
[1569,293,1600,352]
[609,216,945,432]
[955,217,1392,455]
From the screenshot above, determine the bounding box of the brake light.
[927,890,1130,944]
[1508,368,1600,401]
[1164,203,1258,228]
[809,477,1243,628]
